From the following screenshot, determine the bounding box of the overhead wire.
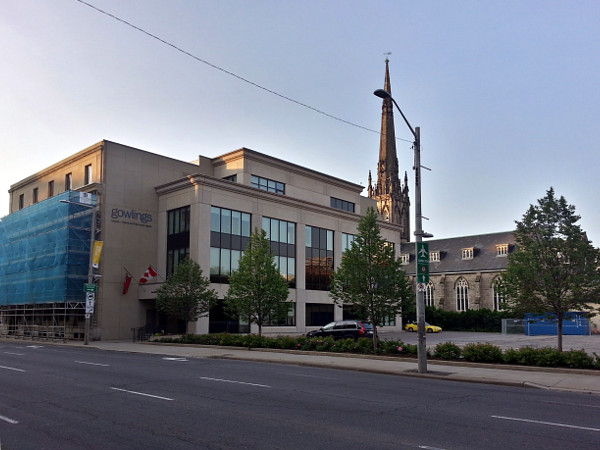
[75,0,414,144]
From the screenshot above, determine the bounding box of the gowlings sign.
[110,207,153,228]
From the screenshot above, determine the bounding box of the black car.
[306,320,373,340]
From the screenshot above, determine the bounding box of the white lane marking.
[199,377,271,388]
[3,352,25,356]
[75,361,110,367]
[419,446,446,450]
[492,415,600,432]
[0,365,25,372]
[25,345,43,349]
[110,387,173,401]
[162,357,188,361]
[0,415,19,424]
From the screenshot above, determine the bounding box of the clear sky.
[2,0,599,245]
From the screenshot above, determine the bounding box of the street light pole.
[374,89,429,373]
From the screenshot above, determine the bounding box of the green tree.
[499,188,600,351]
[329,207,413,349]
[226,228,290,336]
[155,259,218,334]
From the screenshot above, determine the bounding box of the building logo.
[110,207,153,228]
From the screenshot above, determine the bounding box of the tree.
[329,207,413,350]
[155,259,218,334]
[226,228,290,336]
[499,188,600,351]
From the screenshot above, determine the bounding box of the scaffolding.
[0,191,96,340]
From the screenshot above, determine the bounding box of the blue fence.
[525,312,591,336]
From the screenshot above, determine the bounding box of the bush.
[462,343,503,363]
[434,342,462,360]
[408,307,512,332]
[561,349,594,369]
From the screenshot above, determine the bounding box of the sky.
[2,0,599,245]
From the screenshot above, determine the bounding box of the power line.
[75,0,413,143]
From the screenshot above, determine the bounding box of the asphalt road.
[1,342,600,449]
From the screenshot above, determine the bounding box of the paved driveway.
[383,330,600,354]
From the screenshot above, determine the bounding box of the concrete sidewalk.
[84,340,600,395]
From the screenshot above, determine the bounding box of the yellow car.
[404,322,442,333]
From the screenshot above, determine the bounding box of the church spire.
[368,58,411,241]
[377,58,400,197]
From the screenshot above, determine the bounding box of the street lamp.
[60,198,97,345]
[374,88,432,373]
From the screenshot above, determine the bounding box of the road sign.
[85,292,95,313]
[417,283,426,292]
[84,283,97,293]
[416,242,429,284]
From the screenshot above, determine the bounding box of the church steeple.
[368,59,411,241]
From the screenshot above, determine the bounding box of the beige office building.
[4,140,406,340]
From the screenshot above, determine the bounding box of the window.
[65,173,72,191]
[84,164,93,185]
[167,206,191,276]
[222,174,237,182]
[341,233,355,253]
[264,303,296,326]
[493,278,505,311]
[251,175,285,194]
[32,188,38,204]
[456,278,469,311]
[400,253,410,265]
[424,282,435,307]
[461,248,474,260]
[210,206,251,283]
[18,194,24,210]
[430,251,440,262]
[496,244,509,257]
[305,303,334,326]
[263,217,296,288]
[305,225,334,290]
[48,180,54,198]
[330,197,355,213]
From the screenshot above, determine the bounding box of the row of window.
[421,278,505,312]
[401,244,511,264]
[17,165,93,210]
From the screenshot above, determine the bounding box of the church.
[1,62,512,341]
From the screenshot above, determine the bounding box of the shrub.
[434,342,462,360]
[462,343,503,363]
[561,349,593,369]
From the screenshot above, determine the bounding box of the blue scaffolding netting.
[0,191,97,306]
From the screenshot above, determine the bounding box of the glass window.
[330,197,355,213]
[430,251,440,262]
[84,164,93,185]
[342,233,355,253]
[65,173,72,191]
[33,188,38,204]
[47,180,54,198]
[424,282,435,307]
[262,217,296,287]
[400,254,410,265]
[493,278,505,311]
[461,248,474,260]
[210,206,251,283]
[305,225,334,291]
[251,174,285,194]
[456,278,469,311]
[496,244,509,257]
[166,206,191,276]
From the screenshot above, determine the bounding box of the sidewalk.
[85,340,600,395]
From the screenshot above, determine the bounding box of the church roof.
[400,231,516,275]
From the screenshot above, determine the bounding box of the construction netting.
[0,191,97,306]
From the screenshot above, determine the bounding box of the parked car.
[306,320,373,340]
[404,322,442,333]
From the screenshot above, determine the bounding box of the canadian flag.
[122,272,132,294]
[139,266,158,284]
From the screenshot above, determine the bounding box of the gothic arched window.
[493,277,505,311]
[456,278,469,311]
[424,282,435,307]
